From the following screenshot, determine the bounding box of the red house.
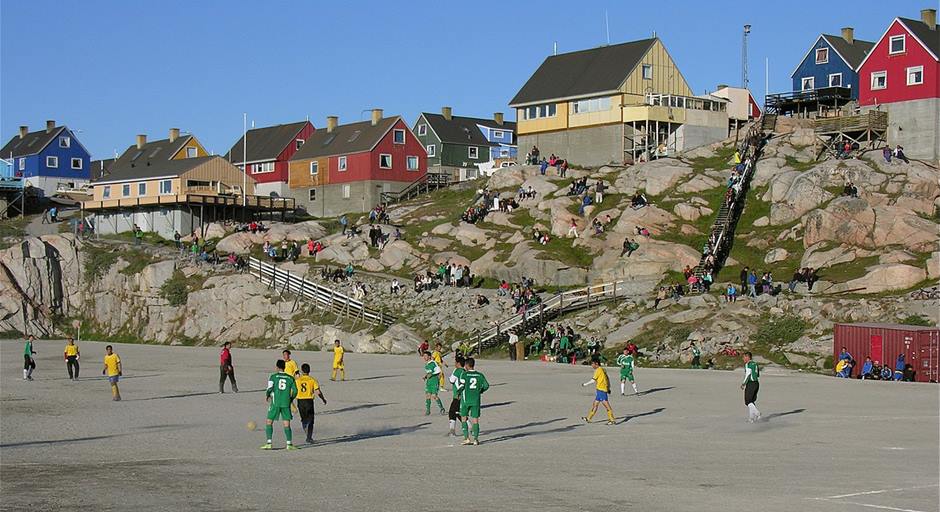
[858,8,939,161]
[225,120,315,197]
[288,109,427,217]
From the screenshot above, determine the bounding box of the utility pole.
[242,113,247,210]
[742,24,751,89]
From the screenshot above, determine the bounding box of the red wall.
[251,122,316,184]
[859,20,940,106]
[328,118,427,184]
[834,323,940,382]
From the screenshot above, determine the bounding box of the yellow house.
[510,38,729,166]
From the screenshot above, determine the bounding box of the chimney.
[18,126,28,139]
[46,120,55,133]
[442,106,452,121]
[922,9,937,29]
[494,112,504,126]
[841,27,854,44]
[136,134,147,149]
[371,108,383,126]
[326,116,338,133]
[169,128,180,143]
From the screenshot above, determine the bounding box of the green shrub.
[84,247,119,282]
[159,270,190,307]
[753,315,807,347]
[900,315,933,327]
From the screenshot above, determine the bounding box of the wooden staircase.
[380,172,452,205]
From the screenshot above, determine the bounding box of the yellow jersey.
[432,351,443,366]
[295,375,320,399]
[284,359,299,377]
[593,367,610,392]
[64,344,79,357]
[333,346,345,365]
[104,354,121,376]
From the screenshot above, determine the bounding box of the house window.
[71,158,83,169]
[295,139,304,150]
[379,153,392,169]
[186,147,197,158]
[889,35,905,54]
[426,144,436,157]
[417,124,427,136]
[468,147,479,159]
[59,136,70,148]
[342,184,351,199]
[493,130,504,139]
[122,184,131,197]
[871,71,887,90]
[642,64,653,80]
[103,186,111,199]
[308,189,317,201]
[815,48,829,64]
[138,182,146,196]
[571,97,612,114]
[338,156,347,171]
[309,161,319,175]
[252,162,274,174]
[159,180,172,194]
[406,156,419,170]
[18,158,24,170]
[500,148,509,157]
[523,103,557,120]
[907,66,924,86]
[393,129,406,144]
[828,73,842,87]
[801,77,815,91]
[46,156,58,168]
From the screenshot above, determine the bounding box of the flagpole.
[242,113,247,209]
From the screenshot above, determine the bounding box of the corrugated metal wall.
[834,323,939,383]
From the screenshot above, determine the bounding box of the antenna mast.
[742,24,751,89]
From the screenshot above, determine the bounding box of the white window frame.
[889,35,905,55]
[18,158,25,170]
[379,153,392,169]
[59,136,71,148]
[500,148,509,157]
[122,184,131,197]
[186,147,197,158]
[102,186,111,199]
[338,155,347,171]
[871,71,887,90]
[138,182,146,196]
[426,144,436,157]
[493,130,504,139]
[417,124,427,136]
[71,157,83,169]
[906,65,924,86]
[815,48,829,64]
[801,76,815,91]
[393,129,406,144]
[295,139,304,150]
[159,179,172,195]
[468,147,479,159]
[309,161,319,175]
[308,189,317,201]
[46,156,58,168]
[828,73,842,87]
[642,64,653,80]
[252,162,274,174]
[342,184,351,199]
[406,155,419,171]
[523,103,557,120]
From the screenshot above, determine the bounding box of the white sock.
[620,382,625,394]
[449,420,455,430]
[23,369,27,379]
[632,383,638,394]
[747,403,758,419]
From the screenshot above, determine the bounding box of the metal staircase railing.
[380,172,452,205]
[248,257,395,327]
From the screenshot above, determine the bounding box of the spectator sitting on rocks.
[635,226,651,237]
[671,283,685,301]
[344,263,354,277]
[880,364,892,380]
[882,146,892,163]
[630,192,648,209]
[390,279,401,295]
[579,194,593,216]
[726,283,738,302]
[591,217,604,234]
[841,182,859,198]
[475,294,489,307]
[654,287,667,308]
[702,271,713,292]
[683,265,693,280]
[620,238,639,257]
[894,145,909,164]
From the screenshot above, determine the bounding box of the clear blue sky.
[1,0,929,158]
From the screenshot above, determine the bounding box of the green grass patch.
[688,145,735,173]
[535,236,596,267]
[753,314,807,347]
[83,245,120,282]
[900,314,933,326]
[816,255,880,283]
[117,249,158,275]
[785,155,817,173]
[159,270,191,306]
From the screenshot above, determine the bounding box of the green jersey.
[450,367,466,399]
[424,360,441,379]
[692,346,701,357]
[616,354,635,371]
[743,361,759,384]
[460,370,489,406]
[24,340,32,356]
[559,336,571,350]
[266,372,297,407]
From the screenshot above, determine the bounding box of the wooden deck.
[81,193,295,212]
[814,111,888,134]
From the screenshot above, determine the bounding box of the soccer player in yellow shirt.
[330,340,345,381]
[581,357,615,425]
[296,363,327,443]
[282,349,299,377]
[64,337,80,380]
[432,343,448,389]
[102,345,122,401]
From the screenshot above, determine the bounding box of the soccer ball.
[246,421,257,431]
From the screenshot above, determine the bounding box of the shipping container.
[834,323,940,383]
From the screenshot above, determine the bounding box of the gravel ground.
[2,339,937,512]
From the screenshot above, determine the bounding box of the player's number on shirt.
[278,380,287,391]
[469,377,478,389]
[300,383,307,393]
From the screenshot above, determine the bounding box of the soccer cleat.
[285,444,298,451]
[581,416,590,423]
[260,443,273,450]
[439,409,446,416]
[621,392,625,396]
[472,439,480,446]
[461,438,473,446]
[606,420,615,425]
[305,438,314,444]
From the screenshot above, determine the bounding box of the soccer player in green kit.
[741,351,761,423]
[616,348,638,396]
[422,351,446,416]
[261,359,298,450]
[459,358,489,446]
[447,356,466,436]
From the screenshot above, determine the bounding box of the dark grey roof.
[290,117,400,161]
[822,34,875,69]
[899,17,939,58]
[421,114,517,146]
[509,38,656,106]
[110,135,195,173]
[0,126,67,158]
[89,158,115,182]
[224,121,309,164]
[95,155,217,184]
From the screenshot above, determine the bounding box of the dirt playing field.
[1,339,937,512]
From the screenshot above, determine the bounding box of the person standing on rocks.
[102,345,122,401]
[23,335,37,381]
[331,340,346,381]
[422,351,446,416]
[219,342,238,393]
[689,342,701,369]
[339,215,348,235]
[741,352,760,423]
[64,337,80,380]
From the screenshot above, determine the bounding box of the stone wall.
[518,123,626,167]
[864,98,940,163]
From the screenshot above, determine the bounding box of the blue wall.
[14,128,91,180]
[478,125,515,145]
[791,36,860,99]
[489,145,518,160]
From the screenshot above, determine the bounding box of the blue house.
[791,28,874,99]
[0,120,91,197]
[476,122,518,161]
